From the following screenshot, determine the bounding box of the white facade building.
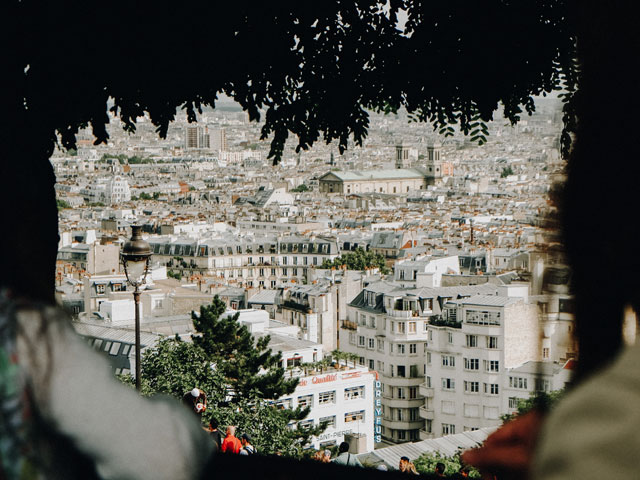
[79,175,131,205]
[148,234,339,288]
[282,366,377,452]
[394,255,461,288]
[502,360,573,414]
[420,294,540,439]
[228,308,377,452]
[341,282,506,444]
[104,175,131,204]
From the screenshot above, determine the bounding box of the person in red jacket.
[220,426,242,454]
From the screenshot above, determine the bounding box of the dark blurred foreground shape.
[4,0,640,479]
[200,453,456,480]
[3,0,578,305]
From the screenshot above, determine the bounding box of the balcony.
[382,396,423,408]
[418,383,434,397]
[419,405,434,420]
[429,317,462,329]
[387,309,413,319]
[383,418,425,430]
[383,376,424,387]
[282,300,311,313]
[341,320,358,331]
[419,428,434,441]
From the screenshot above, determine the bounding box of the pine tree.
[191,296,299,401]
[121,297,325,457]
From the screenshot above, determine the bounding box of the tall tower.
[185,125,200,149]
[209,127,227,152]
[425,142,443,180]
[396,143,410,169]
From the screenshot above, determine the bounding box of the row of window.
[387,428,421,442]
[427,331,499,349]
[94,283,127,295]
[387,386,420,400]
[354,335,421,355]
[508,377,551,392]
[426,354,500,374]
[465,309,501,326]
[388,407,421,422]
[278,386,366,409]
[152,242,331,257]
[434,377,499,395]
[466,335,499,349]
[206,267,305,279]
[424,422,480,436]
[441,402,500,420]
[290,410,366,428]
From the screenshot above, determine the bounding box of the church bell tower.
[426,142,443,180]
[396,143,410,169]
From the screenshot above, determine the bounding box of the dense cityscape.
[51,95,573,469]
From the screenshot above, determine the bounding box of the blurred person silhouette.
[182,387,207,417]
[462,6,640,480]
[0,290,212,479]
[332,441,363,467]
[239,433,256,455]
[221,425,242,453]
[322,449,332,463]
[209,418,223,451]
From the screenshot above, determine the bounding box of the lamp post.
[120,225,152,391]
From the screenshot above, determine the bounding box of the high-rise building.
[420,294,539,439]
[184,125,215,149]
[184,125,201,149]
[209,127,227,152]
[340,282,507,444]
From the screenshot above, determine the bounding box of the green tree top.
[501,389,564,422]
[192,296,299,401]
[56,199,71,211]
[321,247,390,275]
[126,337,226,403]
[500,166,515,178]
[413,451,480,478]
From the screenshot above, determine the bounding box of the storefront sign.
[374,380,382,443]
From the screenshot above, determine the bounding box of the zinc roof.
[329,169,425,181]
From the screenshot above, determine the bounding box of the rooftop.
[323,168,426,181]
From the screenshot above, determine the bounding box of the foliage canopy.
[122,337,227,402]
[501,389,565,422]
[413,451,480,478]
[321,247,390,274]
[12,1,578,163]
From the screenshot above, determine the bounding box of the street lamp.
[121,225,152,391]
